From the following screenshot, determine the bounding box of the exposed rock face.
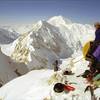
[0,48,28,85]
[0,48,17,84]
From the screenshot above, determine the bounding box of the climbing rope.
[64,56,84,67]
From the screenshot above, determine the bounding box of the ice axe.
[84,85,97,100]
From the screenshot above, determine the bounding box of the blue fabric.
[95,28,100,42]
[93,45,100,61]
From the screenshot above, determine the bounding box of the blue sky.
[0,0,100,25]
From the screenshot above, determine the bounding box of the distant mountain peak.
[37,20,43,26]
[33,20,56,32]
[48,15,72,25]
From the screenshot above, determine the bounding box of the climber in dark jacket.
[87,22,100,74]
[90,22,100,54]
[87,22,100,56]
[92,22,100,58]
[94,22,100,42]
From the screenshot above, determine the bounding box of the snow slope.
[0,69,53,100]
[0,57,99,100]
[0,41,18,56]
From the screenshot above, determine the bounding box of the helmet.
[53,83,64,93]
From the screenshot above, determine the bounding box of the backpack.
[83,41,100,62]
[82,41,94,61]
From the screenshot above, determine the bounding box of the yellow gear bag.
[82,41,91,59]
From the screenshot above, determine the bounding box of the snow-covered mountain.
[11,20,74,70]
[11,16,94,70]
[0,28,19,45]
[0,24,34,34]
[0,15,95,83]
[48,16,95,47]
[0,27,20,56]
[48,16,72,26]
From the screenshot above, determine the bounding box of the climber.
[53,60,59,72]
[87,22,100,56]
[53,83,75,93]
[0,82,2,87]
[0,79,3,87]
[85,22,100,74]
